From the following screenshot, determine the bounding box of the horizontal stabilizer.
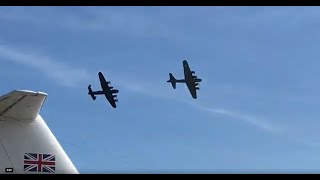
[167,73,177,89]
[88,85,97,100]
[0,90,47,121]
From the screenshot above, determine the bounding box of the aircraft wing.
[106,96,117,108]
[187,84,197,99]
[182,60,200,99]
[98,72,119,108]
[98,72,110,92]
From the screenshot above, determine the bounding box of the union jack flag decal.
[24,153,56,173]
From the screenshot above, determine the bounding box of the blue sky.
[1,6,320,173]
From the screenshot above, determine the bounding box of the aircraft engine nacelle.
[192,75,197,79]
[111,89,119,93]
[107,81,111,84]
[191,71,195,74]
[196,87,200,90]
[109,86,113,89]
[112,95,117,98]
[195,78,202,82]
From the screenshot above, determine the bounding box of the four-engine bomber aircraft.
[87,59,201,109]
[88,72,119,108]
[167,60,202,99]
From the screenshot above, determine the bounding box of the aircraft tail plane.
[88,85,96,100]
[167,73,177,89]
[0,90,78,174]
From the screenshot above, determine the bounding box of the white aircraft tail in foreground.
[0,90,78,174]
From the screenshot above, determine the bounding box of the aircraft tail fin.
[167,73,177,89]
[0,90,78,174]
[88,85,96,100]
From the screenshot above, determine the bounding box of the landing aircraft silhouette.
[167,60,202,99]
[88,72,119,108]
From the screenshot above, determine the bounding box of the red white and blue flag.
[24,153,56,173]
